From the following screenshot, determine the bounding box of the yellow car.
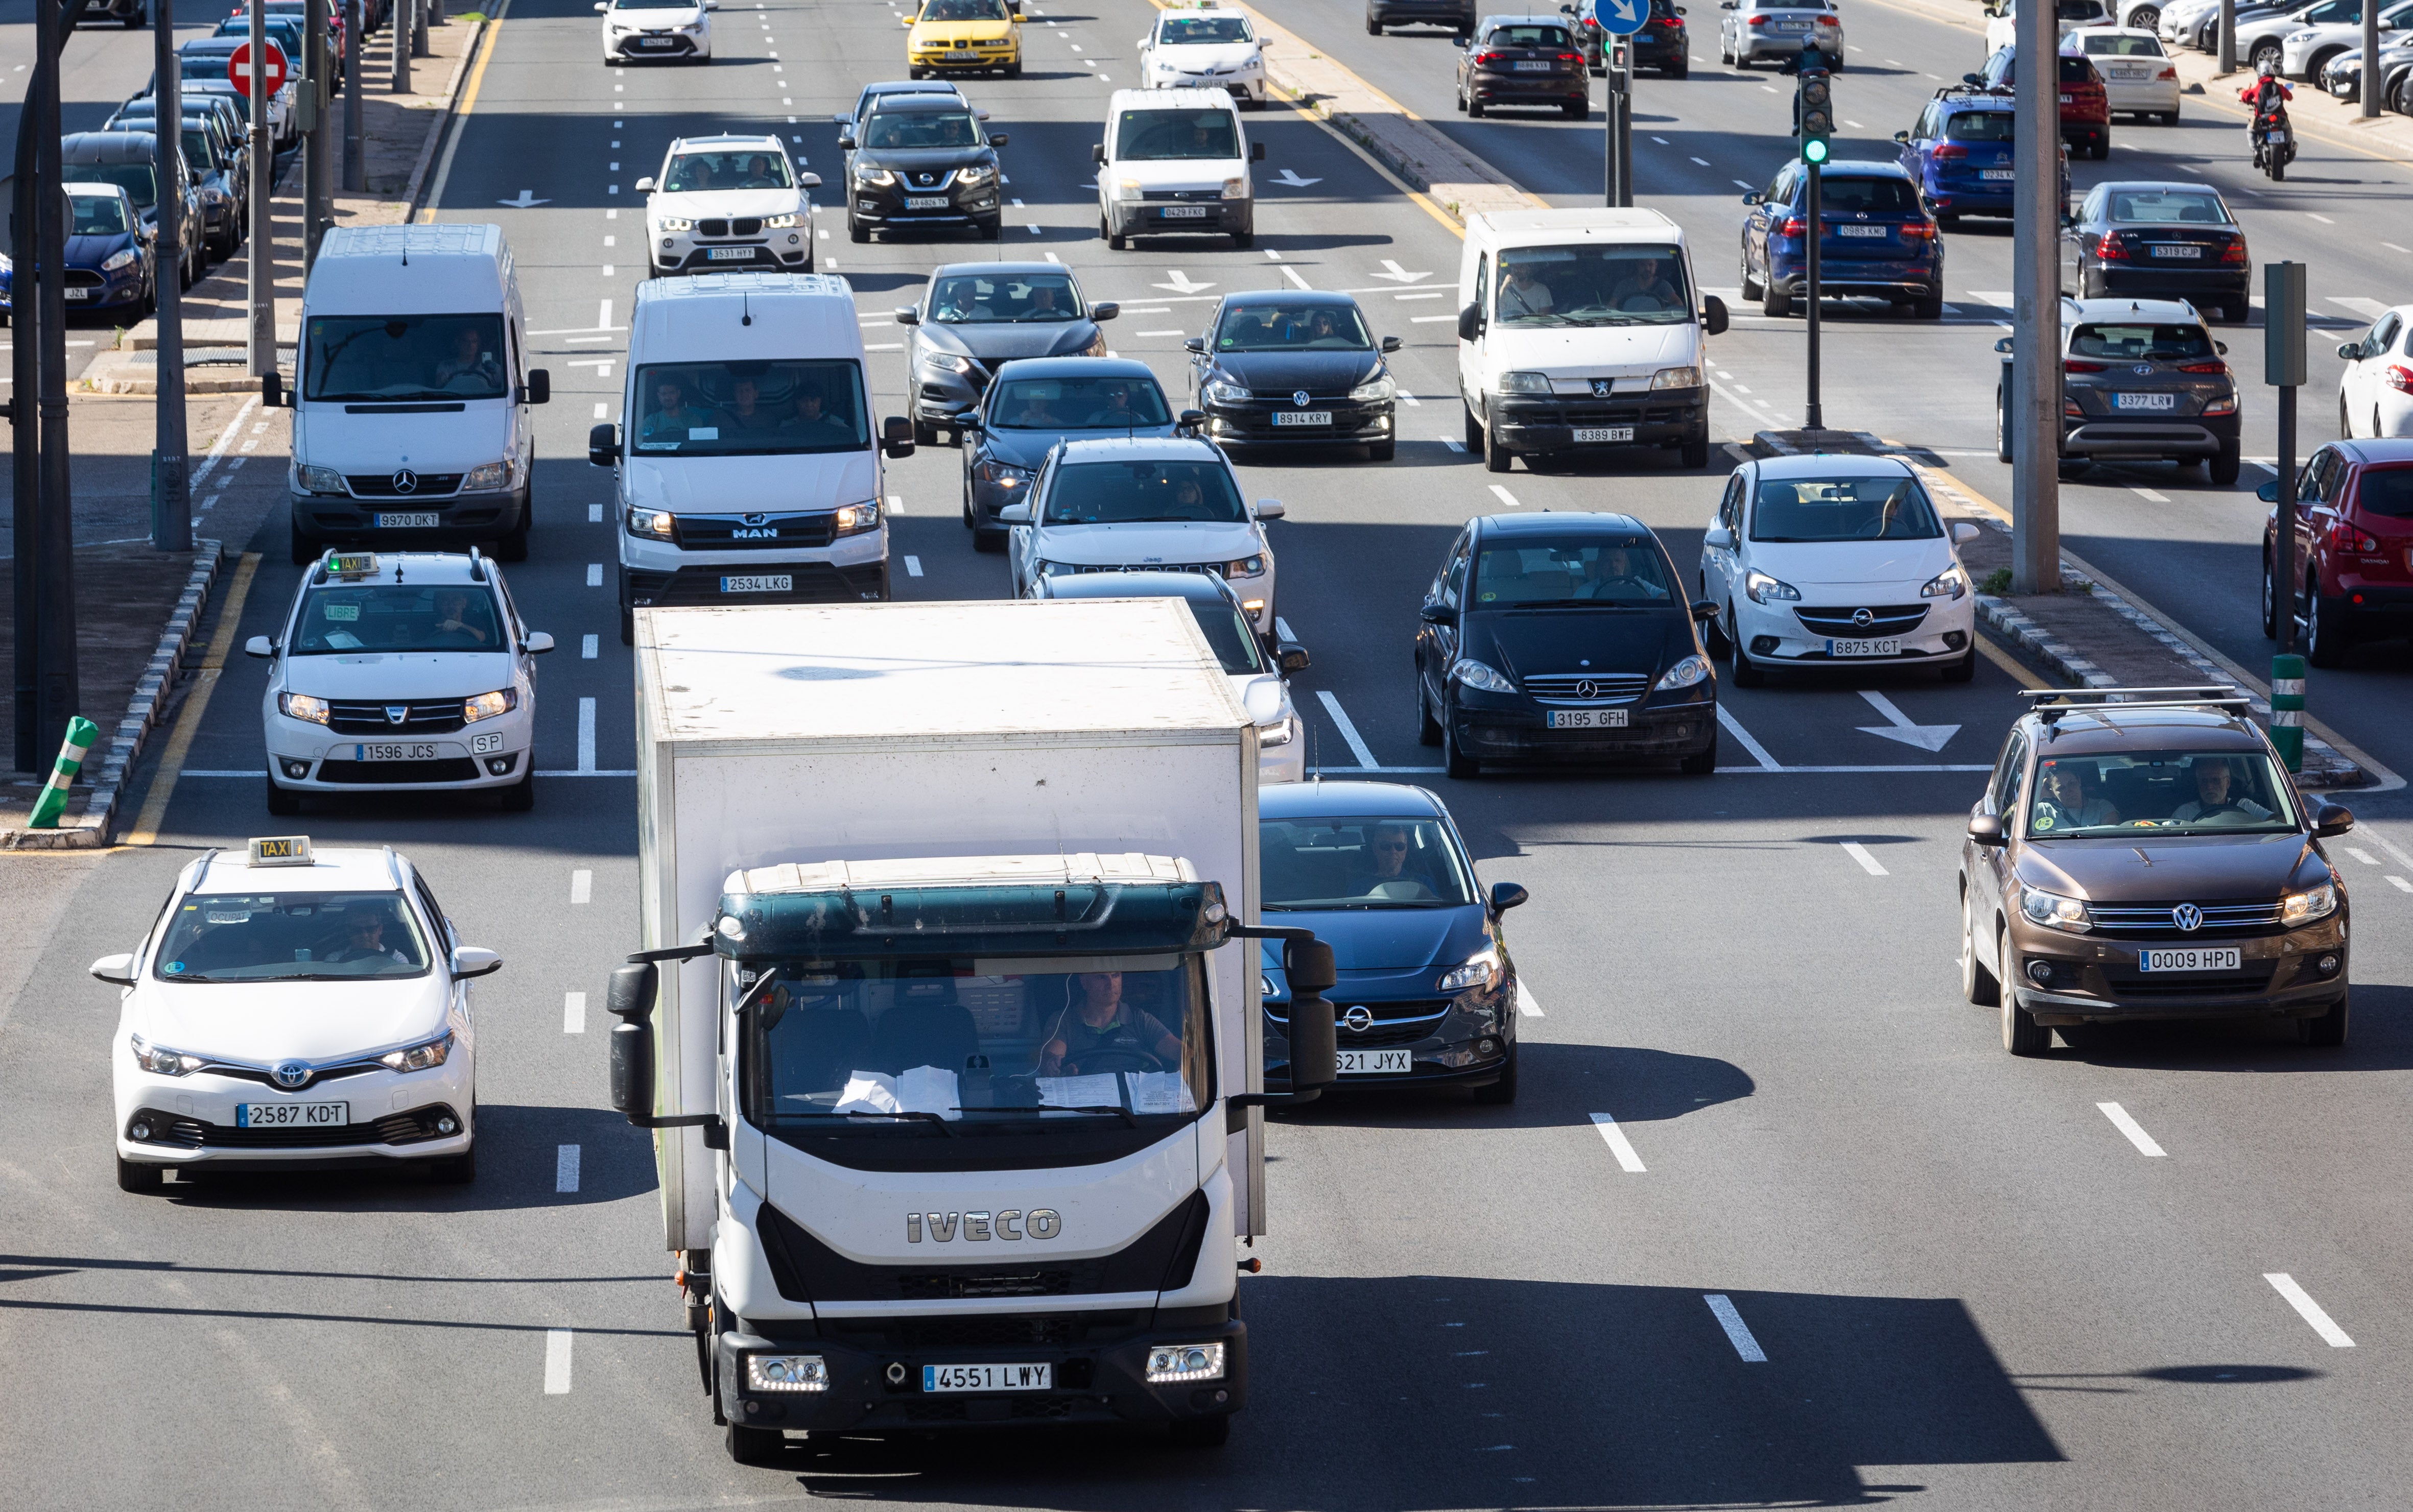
[905,0,1023,78]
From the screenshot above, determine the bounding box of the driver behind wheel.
[1035,971,1182,1076]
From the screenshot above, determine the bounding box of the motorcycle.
[2241,82,2297,181]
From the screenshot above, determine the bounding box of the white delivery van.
[275,223,549,567]
[589,272,916,642]
[1094,86,1264,250]
[1454,207,1728,473]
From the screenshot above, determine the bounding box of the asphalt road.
[8,0,2413,1506]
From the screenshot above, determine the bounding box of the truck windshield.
[631,360,870,455]
[741,955,1213,1130]
[154,891,431,981]
[305,314,509,402]
[1493,243,1693,326]
[1260,818,1477,908]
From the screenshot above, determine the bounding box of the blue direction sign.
[1590,0,1649,35]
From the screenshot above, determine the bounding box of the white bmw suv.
[638,135,821,277]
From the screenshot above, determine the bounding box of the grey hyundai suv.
[1996,296,2241,484]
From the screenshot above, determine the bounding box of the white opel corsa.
[1699,454,1984,684]
[96,837,503,1192]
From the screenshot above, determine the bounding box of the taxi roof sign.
[324,553,380,580]
[247,835,316,867]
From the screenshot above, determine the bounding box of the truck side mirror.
[606,962,659,1118]
[261,370,286,408]
[1278,640,1311,675]
[523,368,550,404]
[1283,938,1338,1094]
[588,422,620,467]
[2314,802,2355,837]
[1488,881,1529,913]
[1702,294,1729,335]
[883,415,916,459]
[1456,303,1486,342]
[1968,814,2006,848]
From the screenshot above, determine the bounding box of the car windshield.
[1188,600,1264,673]
[1261,818,1477,909]
[1944,110,2016,141]
[69,195,130,235]
[920,0,1008,17]
[2057,55,2100,83]
[990,374,1172,428]
[179,53,251,81]
[1753,475,1942,541]
[1162,15,1251,40]
[2106,188,2228,224]
[660,151,792,191]
[631,360,870,455]
[2081,32,2164,53]
[1116,108,1239,160]
[154,891,431,982]
[1817,176,1922,214]
[2356,466,2413,517]
[67,162,156,212]
[931,272,1083,322]
[1043,459,1245,523]
[305,314,508,402]
[1485,23,1571,44]
[1473,538,1674,607]
[612,0,696,9]
[1215,302,1373,351]
[1493,243,1694,326]
[2068,322,2215,360]
[291,583,505,654]
[741,955,1212,1129]
[863,110,980,149]
[2027,750,2300,836]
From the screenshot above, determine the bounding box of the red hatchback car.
[2263,438,2413,666]
[1974,44,2111,159]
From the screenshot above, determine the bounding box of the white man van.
[1455,207,1728,473]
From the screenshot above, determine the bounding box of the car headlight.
[1144,1342,1225,1383]
[1083,334,1107,358]
[1257,714,1296,748]
[463,459,513,491]
[1437,947,1500,994]
[1205,379,1251,404]
[462,689,519,724]
[1349,370,1397,402]
[856,167,896,188]
[834,500,881,536]
[130,1034,204,1076]
[1116,177,1145,201]
[922,352,973,375]
[1451,657,1517,693]
[1034,559,1085,578]
[101,248,138,272]
[629,507,675,540]
[298,463,347,495]
[279,692,331,725]
[1743,569,1801,604]
[976,460,1033,487]
[2281,881,2337,926]
[955,164,994,186]
[1260,972,1277,998]
[1496,371,1550,394]
[1225,554,1266,579]
[657,215,694,232]
[2020,884,2093,933]
[1920,564,1969,600]
[746,1354,829,1393]
[379,1031,454,1073]
[1654,653,1711,690]
[758,212,803,230]
[1651,365,1701,390]
[1222,176,1248,199]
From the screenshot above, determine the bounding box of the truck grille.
[346,473,463,498]
[1794,604,1928,638]
[673,511,838,550]
[2088,901,2285,934]
[1271,998,1450,1048]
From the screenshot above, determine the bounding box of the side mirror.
[1255,499,1285,520]
[1184,337,1206,354]
[261,370,286,408]
[838,129,855,150]
[593,3,606,11]
[89,953,137,987]
[634,175,655,193]
[1092,301,1120,321]
[1278,641,1311,675]
[1177,407,1206,431]
[451,946,505,978]
[1381,334,1402,353]
[1488,881,1530,913]
[523,632,556,655]
[1453,32,1472,44]
[606,961,659,1117]
[1457,303,1485,342]
[1953,520,1982,543]
[1702,294,1729,336]
[1741,191,1762,206]
[2313,802,2355,837]
[1688,598,1719,622]
[2257,481,2281,503]
[956,409,984,434]
[1894,129,1911,143]
[1092,142,1106,164]
[1250,141,1266,162]
[798,172,821,189]
[523,368,550,404]
[244,635,276,658]
[989,132,1009,147]
[893,305,921,325]
[1282,938,1338,1093]
[1969,813,2007,848]
[2338,342,2360,359]
[2215,341,2227,355]
[1993,335,2015,354]
[882,415,916,459]
[1962,71,1985,87]
[831,111,853,125]
[588,422,620,466]
[1420,598,1452,624]
[1702,524,1734,550]
[998,501,1033,524]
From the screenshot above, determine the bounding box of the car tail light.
[1779,216,1805,237]
[2179,360,2229,375]
[1557,51,1582,62]
[2383,365,2413,394]
[2327,520,2381,553]
[2220,239,2248,263]
[1746,13,1771,23]
[1816,13,1839,22]
[1477,50,1505,65]
[2065,359,2110,373]
[2097,231,2131,260]
[1932,142,1968,161]
[2066,397,2085,416]
[2157,66,2178,80]
[1900,221,1938,239]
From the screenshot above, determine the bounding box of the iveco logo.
[1851,607,1876,628]
[390,468,419,494]
[385,705,409,725]
[1575,680,1601,699]
[907,1209,1061,1242]
[1292,390,1311,407]
[1343,1005,1374,1033]
[2172,903,2203,932]
[271,1061,311,1090]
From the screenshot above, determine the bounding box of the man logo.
[390,469,419,495]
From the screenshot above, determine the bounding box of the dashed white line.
[2265,1274,2355,1347]
[1704,1294,1767,1362]
[1715,705,1781,771]
[1487,483,1522,508]
[564,991,587,1034]
[1280,266,1312,291]
[2131,486,2170,503]
[1589,1113,1646,1172]
[545,1330,575,1393]
[588,503,604,523]
[1732,178,1755,190]
[1651,135,1669,144]
[557,1144,582,1193]
[2387,242,2411,254]
[581,634,599,659]
[2095,1100,2167,1156]
[2387,875,2413,893]
[1137,328,1187,336]
[1516,980,1544,1018]
[1838,841,1888,876]
[2345,847,2378,865]
[586,563,603,587]
[571,870,594,906]
[904,555,924,577]
[2307,213,2335,224]
[593,402,607,420]
[1690,156,1711,166]
[1314,690,1378,769]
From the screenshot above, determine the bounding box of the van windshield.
[306,314,509,402]
[67,162,157,213]
[632,360,870,455]
[1493,243,1693,326]
[1116,108,1239,160]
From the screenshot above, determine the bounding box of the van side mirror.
[261,370,286,408]
[244,635,276,658]
[606,962,659,1116]
[2313,802,2355,837]
[1457,303,1484,341]
[451,946,504,978]
[882,415,916,459]
[89,953,137,986]
[523,368,550,404]
[588,422,620,467]
[1250,141,1265,161]
[1969,814,2006,848]
[1092,142,1106,164]
[1488,881,1529,913]
[1962,71,1985,87]
[1381,334,1402,353]
[1702,294,1729,335]
[2257,481,2281,503]
[1278,641,1311,675]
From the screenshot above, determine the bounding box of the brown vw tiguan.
[1959,687,2355,1054]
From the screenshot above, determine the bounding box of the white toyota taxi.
[247,551,554,812]
[96,836,502,1191]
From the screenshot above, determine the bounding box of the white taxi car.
[635,134,821,277]
[245,551,554,813]
[96,836,502,1192]
[1137,6,1268,107]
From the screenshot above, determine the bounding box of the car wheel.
[1761,275,1788,319]
[2252,40,2282,75]
[2299,989,2350,1047]
[1960,887,2000,1006]
[1564,99,1588,121]
[1416,673,1442,746]
[429,1143,477,1182]
[265,773,302,817]
[1996,395,2014,464]
[2260,557,2280,638]
[1107,219,1127,251]
[2340,391,2354,438]
[1232,230,1254,250]
[1729,630,1766,687]
[1442,711,1479,779]
[501,762,535,812]
[1913,287,1944,320]
[973,525,1005,554]
[1367,12,1384,34]
[1679,428,1710,469]
[1467,95,1485,118]
[1701,591,1734,658]
[2132,4,2160,27]
[847,217,868,244]
[1679,729,1718,775]
[1739,252,1763,301]
[1463,398,1484,450]
[1368,437,1396,461]
[2307,572,2352,667]
[2209,439,2241,486]
[1667,60,1688,78]
[1469,1042,1518,1103]
[2000,931,2051,1055]
[1718,36,1733,64]
[116,1156,164,1192]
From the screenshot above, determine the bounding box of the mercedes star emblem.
[1343,1005,1374,1033]
[1576,680,1600,699]
[2172,903,2203,932]
[390,468,418,494]
[1293,390,1311,407]
[1851,607,1876,628]
[272,1060,311,1090]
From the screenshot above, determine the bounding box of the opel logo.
[385,705,409,725]
[1293,390,1311,407]
[272,1061,311,1090]
[2172,903,2203,932]
[390,468,418,494]
[1851,607,1875,628]
[1343,1005,1373,1033]
[1576,679,1600,699]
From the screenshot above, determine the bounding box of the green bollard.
[2270,655,2305,774]
[28,716,100,829]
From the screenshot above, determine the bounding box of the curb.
[0,539,225,850]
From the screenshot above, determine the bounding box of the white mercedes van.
[275,223,549,566]
[1455,207,1728,473]
[589,273,916,642]
[1094,86,1263,250]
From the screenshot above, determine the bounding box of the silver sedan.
[1717,0,1843,66]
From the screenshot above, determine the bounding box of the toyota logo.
[1851,607,1875,628]
[1293,390,1311,407]
[1575,679,1600,699]
[390,468,418,495]
[272,1061,311,1090]
[1343,1005,1373,1033]
[2172,903,2203,932]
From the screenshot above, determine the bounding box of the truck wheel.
[290,520,321,566]
[1169,1415,1231,1448]
[1482,406,1512,473]
[266,774,302,817]
[727,1423,786,1466]
[1470,1043,1518,1103]
[1960,888,1999,1006]
[117,1157,164,1193]
[496,511,530,562]
[2299,990,2350,1048]
[2000,931,2051,1055]
[1679,428,1710,469]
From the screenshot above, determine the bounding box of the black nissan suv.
[841,94,1007,242]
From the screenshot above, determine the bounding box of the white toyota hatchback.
[97,836,502,1191]
[1698,454,1983,684]
[597,0,714,63]
[1136,6,1267,106]
[247,551,554,812]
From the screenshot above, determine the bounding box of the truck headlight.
[1451,658,1517,693]
[279,692,331,725]
[747,1354,829,1393]
[1349,371,1396,402]
[1921,564,1969,600]
[1224,554,1266,579]
[462,689,519,724]
[1496,371,1550,394]
[130,1034,204,1076]
[1743,569,1801,604]
[657,215,694,232]
[1654,653,1711,690]
[378,1031,454,1072]
[2020,885,2093,933]
[1651,365,1701,390]
[463,459,513,491]
[298,464,348,495]
[1221,176,1248,199]
[102,248,138,271]
[833,500,881,536]
[2281,882,2337,926]
[1437,948,1500,993]
[1116,177,1145,201]
[759,211,803,228]
[628,507,675,540]
[1145,1342,1225,1383]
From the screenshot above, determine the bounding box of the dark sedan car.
[956,357,1181,549]
[1415,512,1719,776]
[0,184,154,322]
[1455,14,1589,118]
[108,108,243,256]
[1740,158,1944,319]
[1259,780,1526,1102]
[840,94,1005,242]
[59,131,200,293]
[1185,292,1400,461]
[1569,0,1690,74]
[2062,180,2249,323]
[899,261,1115,442]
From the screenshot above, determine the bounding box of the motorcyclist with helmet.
[2239,57,2293,173]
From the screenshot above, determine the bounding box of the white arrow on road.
[1370,259,1432,283]
[498,189,551,208]
[1269,169,1323,188]
[1153,270,1214,294]
[1856,689,1959,753]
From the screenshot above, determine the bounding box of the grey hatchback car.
[1997,296,2240,484]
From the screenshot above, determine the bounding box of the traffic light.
[1795,40,1833,164]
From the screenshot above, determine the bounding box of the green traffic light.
[1803,138,1830,164]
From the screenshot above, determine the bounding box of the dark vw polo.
[1259,781,1525,1102]
[1185,292,1401,461]
[1415,512,1720,776]
[841,95,1006,242]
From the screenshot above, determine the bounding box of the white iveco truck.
[607,597,1336,1463]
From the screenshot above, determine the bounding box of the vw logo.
[1851,607,1876,628]
[272,1061,311,1090]
[2172,903,2203,932]
[2133,364,2155,375]
[1575,679,1600,699]
[1292,390,1311,407]
[390,468,418,495]
[742,512,769,527]
[1342,1005,1374,1033]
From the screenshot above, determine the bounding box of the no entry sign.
[227,39,291,98]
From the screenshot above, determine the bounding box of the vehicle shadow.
[1274,1039,1754,1128]
[2050,980,2413,1070]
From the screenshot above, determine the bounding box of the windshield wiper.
[959,1102,1140,1127]
[1504,597,1655,609]
[834,1109,954,1134]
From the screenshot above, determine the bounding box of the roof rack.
[2019,685,2255,724]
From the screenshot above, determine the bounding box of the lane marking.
[586,563,603,587]
[571,870,594,906]
[557,1144,582,1193]
[2265,1274,2355,1347]
[1280,266,1312,291]
[2388,875,2412,893]
[1516,980,1543,1018]
[2130,486,2170,503]
[545,1330,575,1393]
[564,991,587,1034]
[581,634,599,659]
[128,553,264,846]
[1589,1113,1646,1172]
[1274,616,1296,641]
[1838,841,1888,876]
[1690,156,1710,165]
[578,697,598,774]
[419,10,508,222]
[2097,1101,2166,1157]
[904,555,924,578]
[1703,1294,1767,1362]
[1715,704,1781,771]
[1314,690,1378,770]
[2345,847,2378,864]
[187,398,259,490]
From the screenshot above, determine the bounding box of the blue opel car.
[0,183,153,323]
[1260,781,1527,1104]
[1894,87,2018,225]
[1740,158,1944,319]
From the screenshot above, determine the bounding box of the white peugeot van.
[589,273,916,642]
[273,224,549,567]
[1094,86,1263,250]
[1455,207,1728,473]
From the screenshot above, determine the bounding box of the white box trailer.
[610,597,1336,1461]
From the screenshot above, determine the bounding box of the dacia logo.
[907,1208,1061,1242]
[732,527,779,539]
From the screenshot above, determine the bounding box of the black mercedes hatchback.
[1184,290,1401,461]
[840,94,1006,242]
[1414,511,1720,777]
